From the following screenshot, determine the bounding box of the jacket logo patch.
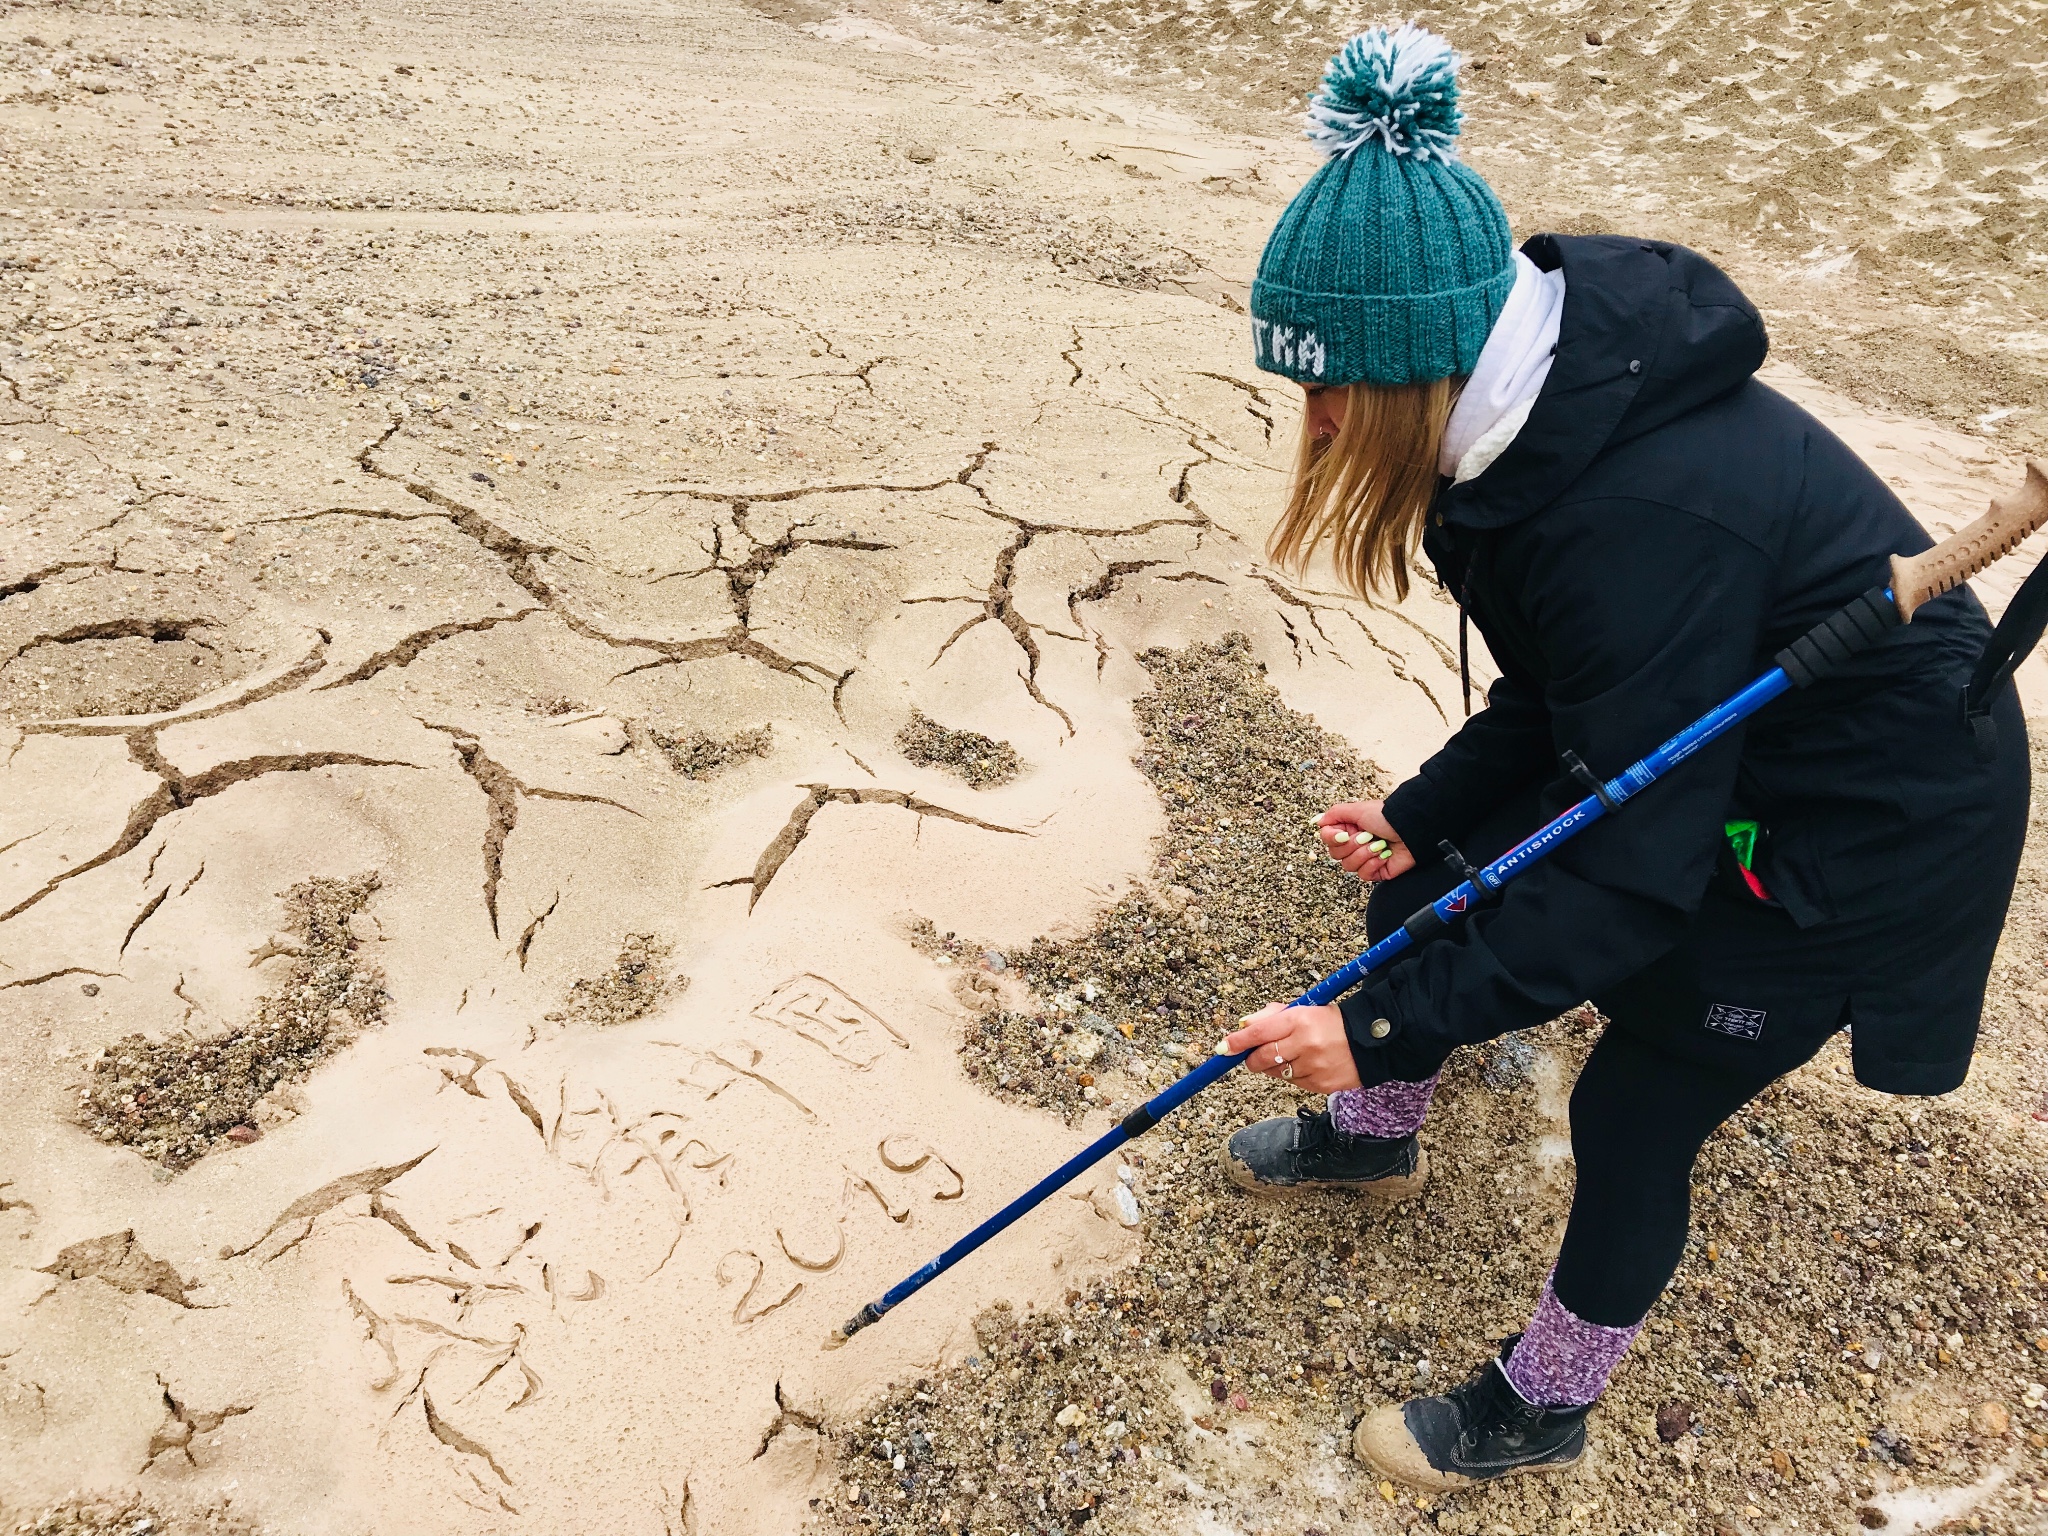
[1703,1003,1767,1041]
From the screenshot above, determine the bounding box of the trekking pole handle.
[1891,460,2048,623]
[1779,461,2048,689]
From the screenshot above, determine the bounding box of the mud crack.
[922,527,1080,734]
[423,1391,517,1504]
[651,505,891,635]
[1191,369,1277,442]
[0,965,120,991]
[0,734,418,927]
[1249,571,1449,722]
[752,1380,826,1460]
[142,1378,253,1470]
[0,617,213,669]
[352,421,853,700]
[26,631,331,737]
[628,443,998,507]
[38,1230,198,1307]
[515,893,560,971]
[720,784,1028,911]
[223,1149,434,1260]
[421,722,641,937]
[0,559,106,605]
[316,608,542,691]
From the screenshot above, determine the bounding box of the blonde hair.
[1267,379,1461,602]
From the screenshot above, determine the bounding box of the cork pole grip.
[1891,460,2048,623]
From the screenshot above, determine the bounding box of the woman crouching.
[1216,25,2029,1490]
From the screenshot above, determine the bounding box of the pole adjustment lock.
[1562,749,1621,812]
[1436,840,1499,903]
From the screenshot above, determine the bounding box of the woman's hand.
[1223,1002,1362,1095]
[1315,800,1416,882]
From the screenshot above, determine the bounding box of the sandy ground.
[0,0,2045,1533]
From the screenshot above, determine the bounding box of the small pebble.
[1971,1400,2010,1437]
[1113,1184,1140,1227]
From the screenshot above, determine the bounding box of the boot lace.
[1447,1356,1543,1457]
[1293,1104,1338,1152]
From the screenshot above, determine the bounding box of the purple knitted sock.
[1328,1073,1440,1139]
[1499,1270,1642,1408]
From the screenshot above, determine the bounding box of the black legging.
[1364,799,1836,1328]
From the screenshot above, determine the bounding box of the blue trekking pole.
[829,466,2048,1347]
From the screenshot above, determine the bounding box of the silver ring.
[1282,1063,1295,1082]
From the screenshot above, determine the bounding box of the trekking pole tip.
[826,1302,886,1349]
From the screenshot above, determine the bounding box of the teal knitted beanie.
[1251,25,1514,387]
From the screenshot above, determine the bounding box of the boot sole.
[1221,1144,1430,1203]
[1352,1403,1586,1492]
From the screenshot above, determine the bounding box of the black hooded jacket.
[1338,235,2029,1097]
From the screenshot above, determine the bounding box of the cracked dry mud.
[1,0,2045,1533]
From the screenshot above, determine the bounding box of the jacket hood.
[1439,234,1769,530]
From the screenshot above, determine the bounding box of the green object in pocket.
[1724,818,1761,871]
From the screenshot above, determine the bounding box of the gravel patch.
[896,709,1021,790]
[8,1499,251,1536]
[78,874,386,1170]
[547,932,684,1026]
[648,723,773,780]
[951,633,1381,1123]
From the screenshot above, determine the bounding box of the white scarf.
[1438,251,1567,485]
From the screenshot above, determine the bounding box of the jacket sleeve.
[1340,499,1776,1086]
[1381,666,1557,857]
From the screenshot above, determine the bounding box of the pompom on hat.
[1251,24,1515,387]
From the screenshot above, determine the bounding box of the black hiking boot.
[1221,1106,1428,1200]
[1353,1336,1592,1491]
